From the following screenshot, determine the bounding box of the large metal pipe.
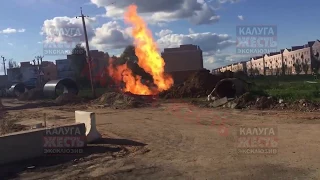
[210,78,249,99]
[8,83,26,97]
[43,78,79,98]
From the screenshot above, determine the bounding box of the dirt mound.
[0,114,29,135]
[160,69,223,98]
[18,88,44,101]
[94,92,150,109]
[54,93,83,105]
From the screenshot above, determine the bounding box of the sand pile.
[18,88,44,101]
[0,115,29,135]
[54,93,83,105]
[159,69,223,98]
[94,92,149,109]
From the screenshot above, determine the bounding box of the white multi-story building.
[264,52,282,75]
[248,56,264,75]
[212,39,320,76]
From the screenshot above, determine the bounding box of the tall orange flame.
[107,4,173,95]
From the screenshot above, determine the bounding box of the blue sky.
[0,0,319,75]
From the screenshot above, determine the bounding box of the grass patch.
[251,75,320,102]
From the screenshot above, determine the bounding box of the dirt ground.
[1,98,320,180]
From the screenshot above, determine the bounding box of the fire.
[107,4,174,95]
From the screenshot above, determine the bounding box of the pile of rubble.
[93,92,151,109]
[54,93,83,105]
[206,92,320,112]
[17,88,44,101]
[274,99,320,112]
[159,69,223,98]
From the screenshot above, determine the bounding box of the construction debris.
[160,69,223,98]
[208,97,228,108]
[93,92,150,109]
[200,90,320,112]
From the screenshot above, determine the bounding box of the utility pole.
[1,56,6,75]
[77,7,96,98]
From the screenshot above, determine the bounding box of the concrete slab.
[75,111,102,143]
[0,123,86,165]
[209,97,228,108]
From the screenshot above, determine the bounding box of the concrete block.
[75,111,102,143]
[209,97,228,108]
[0,123,86,165]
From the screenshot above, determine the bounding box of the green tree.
[302,62,309,74]
[8,59,20,69]
[293,57,302,75]
[119,45,138,64]
[248,67,253,76]
[254,68,259,76]
[115,45,153,82]
[275,68,281,76]
[312,52,320,74]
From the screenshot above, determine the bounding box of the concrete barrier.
[0,123,86,165]
[75,111,102,143]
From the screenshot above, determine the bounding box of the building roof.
[253,56,263,59]
[269,52,280,56]
[291,45,305,51]
[163,44,200,52]
[308,41,316,47]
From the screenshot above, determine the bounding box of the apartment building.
[213,61,247,75]
[161,44,204,84]
[0,75,8,88]
[212,39,320,76]
[41,61,57,82]
[162,44,203,72]
[56,59,75,79]
[231,61,247,72]
[90,50,109,80]
[220,66,228,73]
[263,52,282,75]
[247,56,264,75]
